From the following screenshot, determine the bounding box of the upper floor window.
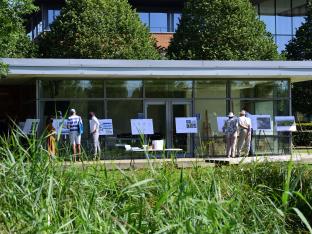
[138,12,181,33]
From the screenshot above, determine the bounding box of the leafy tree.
[0,0,36,58]
[0,0,37,76]
[168,0,279,60]
[37,0,160,59]
[284,0,312,116]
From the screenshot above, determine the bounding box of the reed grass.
[0,128,311,233]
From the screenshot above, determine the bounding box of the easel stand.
[255,130,274,155]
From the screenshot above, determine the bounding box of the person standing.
[222,112,238,158]
[244,109,254,156]
[89,112,101,159]
[237,110,252,157]
[67,109,83,161]
[46,116,56,157]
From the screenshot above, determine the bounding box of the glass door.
[144,100,192,154]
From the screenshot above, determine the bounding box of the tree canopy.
[0,0,36,58]
[285,0,312,116]
[167,0,279,60]
[37,0,160,59]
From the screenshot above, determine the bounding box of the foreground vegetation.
[0,130,312,233]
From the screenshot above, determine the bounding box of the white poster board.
[175,117,198,133]
[23,119,40,135]
[217,117,228,132]
[275,116,297,132]
[131,119,154,135]
[53,119,69,135]
[251,115,272,131]
[89,119,113,135]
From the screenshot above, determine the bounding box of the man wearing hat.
[67,108,83,161]
[222,112,238,158]
[237,110,252,157]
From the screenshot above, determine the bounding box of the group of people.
[222,110,252,158]
[46,109,101,161]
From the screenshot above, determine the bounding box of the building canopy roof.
[1,58,312,83]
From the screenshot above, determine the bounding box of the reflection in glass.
[231,81,275,98]
[174,13,181,31]
[139,12,149,26]
[146,104,166,141]
[107,100,142,137]
[292,0,307,32]
[195,80,226,98]
[150,13,167,32]
[40,80,104,98]
[106,80,142,98]
[276,35,292,53]
[145,80,192,98]
[276,0,292,35]
[259,0,275,34]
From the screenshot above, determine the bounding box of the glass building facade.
[27,0,308,52]
[38,79,291,157]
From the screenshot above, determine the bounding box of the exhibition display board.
[130,119,154,135]
[175,117,198,134]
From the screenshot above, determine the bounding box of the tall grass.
[0,128,312,233]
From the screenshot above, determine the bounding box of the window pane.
[276,0,292,35]
[40,80,104,98]
[150,13,167,32]
[107,100,142,137]
[174,13,181,31]
[139,12,149,27]
[194,80,227,98]
[259,0,275,34]
[231,81,278,98]
[106,80,142,98]
[195,100,227,137]
[276,35,292,53]
[145,80,192,98]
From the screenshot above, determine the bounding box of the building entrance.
[144,100,192,153]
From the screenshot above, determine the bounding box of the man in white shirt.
[67,108,83,161]
[89,112,101,158]
[237,110,252,157]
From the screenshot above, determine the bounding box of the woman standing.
[46,116,56,157]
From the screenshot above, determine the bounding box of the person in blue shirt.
[67,108,83,161]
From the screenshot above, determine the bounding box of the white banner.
[98,119,113,135]
[53,119,69,135]
[131,119,154,135]
[217,117,228,132]
[275,116,297,132]
[175,117,198,133]
[23,119,40,135]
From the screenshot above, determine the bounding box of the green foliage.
[0,0,37,58]
[37,0,160,59]
[0,128,312,232]
[0,62,8,78]
[168,0,279,60]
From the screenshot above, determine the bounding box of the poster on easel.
[216,117,228,132]
[23,119,40,135]
[175,117,198,133]
[275,116,297,132]
[53,119,69,135]
[131,119,154,135]
[251,115,272,131]
[89,119,113,135]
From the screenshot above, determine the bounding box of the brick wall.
[151,33,174,48]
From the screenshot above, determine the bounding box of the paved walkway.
[63,154,312,169]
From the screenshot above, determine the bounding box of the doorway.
[144,100,192,153]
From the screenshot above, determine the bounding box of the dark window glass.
[40,80,104,98]
[106,80,142,98]
[145,80,192,98]
[150,13,167,32]
[107,100,142,137]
